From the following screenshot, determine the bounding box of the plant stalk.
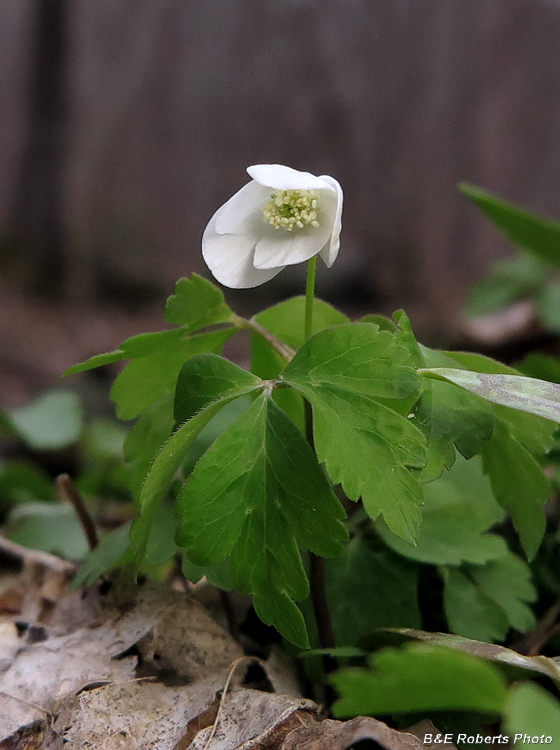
[304,256,335,651]
[304,255,318,342]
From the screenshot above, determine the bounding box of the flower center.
[263,189,320,231]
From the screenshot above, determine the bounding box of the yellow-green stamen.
[263,189,320,231]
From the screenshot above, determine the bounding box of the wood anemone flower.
[202,164,343,288]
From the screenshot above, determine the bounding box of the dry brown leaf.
[0,580,243,744]
[282,715,432,750]
[57,679,221,750]
[187,690,318,750]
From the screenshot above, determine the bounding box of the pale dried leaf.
[282,716,429,750]
[188,690,318,750]
[58,679,221,750]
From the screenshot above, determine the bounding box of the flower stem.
[303,256,335,651]
[304,255,318,342]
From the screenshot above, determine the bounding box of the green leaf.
[469,554,536,634]
[441,567,510,643]
[517,353,560,384]
[460,182,560,269]
[373,628,560,683]
[466,254,546,318]
[481,420,549,560]
[332,642,507,716]
[251,296,349,428]
[505,683,560,743]
[164,274,235,328]
[0,461,55,505]
[255,296,349,352]
[377,456,507,566]
[145,503,178,567]
[174,353,261,424]
[130,380,261,568]
[73,523,132,587]
[176,392,348,648]
[63,349,128,376]
[538,280,560,333]
[326,532,421,647]
[283,323,419,399]
[10,390,83,450]
[7,502,88,560]
[111,328,236,420]
[410,348,495,482]
[443,350,556,455]
[283,324,425,543]
[0,407,18,438]
[420,367,560,425]
[124,394,175,501]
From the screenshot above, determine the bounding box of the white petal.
[214,180,270,235]
[247,164,334,192]
[202,214,281,288]
[318,175,343,267]
[254,221,332,270]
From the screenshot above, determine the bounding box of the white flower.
[202,164,343,288]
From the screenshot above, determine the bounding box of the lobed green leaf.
[176,391,348,648]
[377,456,507,566]
[174,353,261,424]
[164,274,235,328]
[130,373,261,567]
[111,328,236,420]
[332,642,507,716]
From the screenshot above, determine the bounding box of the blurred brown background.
[1,0,560,406]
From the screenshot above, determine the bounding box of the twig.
[202,656,258,750]
[235,316,296,362]
[57,473,98,550]
[518,597,560,655]
[0,534,76,574]
[309,553,335,650]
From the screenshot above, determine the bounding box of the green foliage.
[56,271,554,656]
[467,255,547,318]
[72,523,132,587]
[393,314,495,482]
[283,323,426,543]
[163,273,236,328]
[420,367,560,425]
[111,328,236,420]
[6,502,89,560]
[10,390,83,450]
[377,456,507,566]
[326,532,421,646]
[176,391,348,648]
[251,296,348,427]
[332,642,507,716]
[460,182,560,269]
[504,683,560,741]
[481,421,549,560]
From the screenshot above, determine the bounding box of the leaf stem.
[235,316,295,362]
[304,255,318,342]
